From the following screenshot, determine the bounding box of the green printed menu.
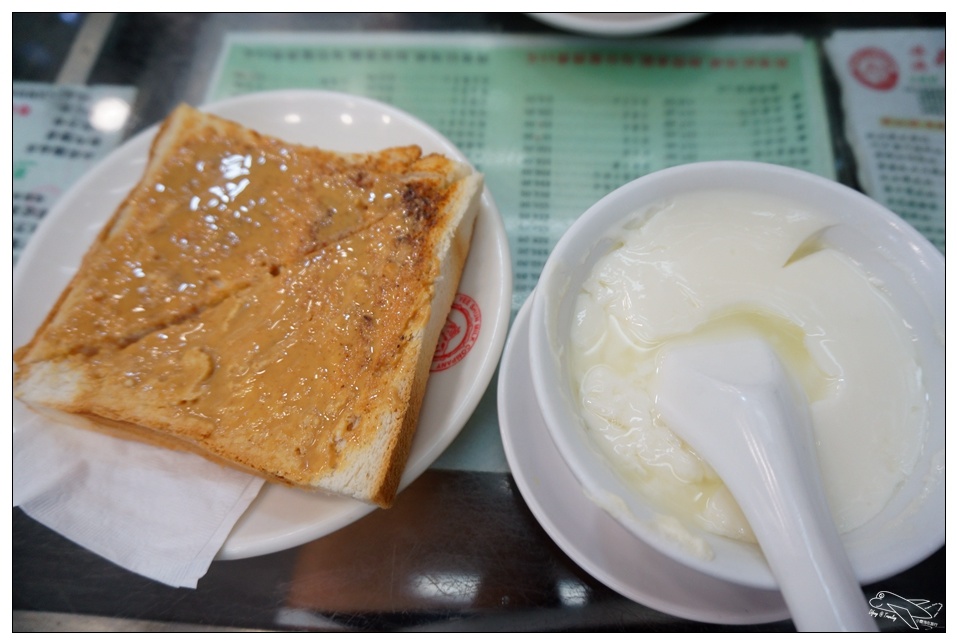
[208,34,835,312]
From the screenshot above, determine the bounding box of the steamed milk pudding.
[568,189,927,545]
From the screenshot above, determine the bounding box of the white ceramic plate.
[528,13,705,36]
[12,90,513,560]
[499,293,790,626]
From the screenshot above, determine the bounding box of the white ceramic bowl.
[528,161,944,590]
[528,13,705,36]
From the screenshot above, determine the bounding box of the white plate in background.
[529,13,705,36]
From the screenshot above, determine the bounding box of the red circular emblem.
[849,47,899,91]
[431,293,481,372]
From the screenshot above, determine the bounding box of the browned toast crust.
[14,104,483,508]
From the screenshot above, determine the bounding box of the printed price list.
[825,29,945,254]
[12,82,136,263]
[209,34,836,311]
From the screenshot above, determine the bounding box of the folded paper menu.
[13,82,136,264]
[824,29,945,253]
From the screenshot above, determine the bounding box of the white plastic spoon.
[655,335,877,632]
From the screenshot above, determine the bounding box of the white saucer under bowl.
[498,293,790,626]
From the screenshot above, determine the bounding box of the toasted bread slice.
[14,104,483,507]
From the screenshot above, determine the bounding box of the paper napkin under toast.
[13,409,264,588]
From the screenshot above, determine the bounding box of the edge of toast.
[13,104,485,508]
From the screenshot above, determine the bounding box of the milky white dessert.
[568,189,928,542]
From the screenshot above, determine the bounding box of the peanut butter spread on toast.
[14,104,482,506]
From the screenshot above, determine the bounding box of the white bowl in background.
[528,13,705,37]
[528,161,944,590]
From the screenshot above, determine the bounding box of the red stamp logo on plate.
[849,47,899,91]
[431,293,481,372]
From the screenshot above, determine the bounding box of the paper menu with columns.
[207,34,836,313]
[12,82,136,264]
[825,29,945,254]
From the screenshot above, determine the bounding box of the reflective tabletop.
[12,12,945,632]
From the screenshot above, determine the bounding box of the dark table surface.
[12,12,945,632]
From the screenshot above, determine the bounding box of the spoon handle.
[718,393,877,632]
[656,337,877,631]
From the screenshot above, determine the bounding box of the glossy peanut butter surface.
[98,188,435,480]
[31,112,424,364]
[30,108,449,483]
